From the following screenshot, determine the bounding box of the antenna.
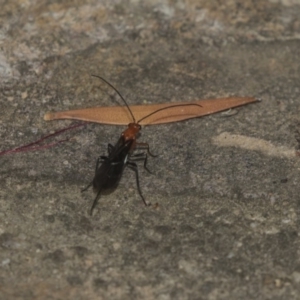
[137,103,202,124]
[92,75,202,125]
[91,75,136,123]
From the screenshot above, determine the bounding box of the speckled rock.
[1,1,300,299]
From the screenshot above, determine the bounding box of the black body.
[92,137,132,192]
[83,133,149,215]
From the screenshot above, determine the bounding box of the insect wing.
[93,139,133,191]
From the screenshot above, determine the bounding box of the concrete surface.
[1,0,300,299]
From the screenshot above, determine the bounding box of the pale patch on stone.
[212,132,296,159]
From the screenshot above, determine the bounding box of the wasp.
[82,75,201,215]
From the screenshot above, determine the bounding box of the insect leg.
[130,152,146,158]
[95,156,105,172]
[135,142,157,157]
[143,154,151,174]
[81,182,92,192]
[129,153,152,174]
[108,144,114,154]
[90,189,102,216]
[127,162,150,206]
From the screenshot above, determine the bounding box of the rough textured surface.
[1,1,300,299]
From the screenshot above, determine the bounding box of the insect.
[82,75,202,215]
